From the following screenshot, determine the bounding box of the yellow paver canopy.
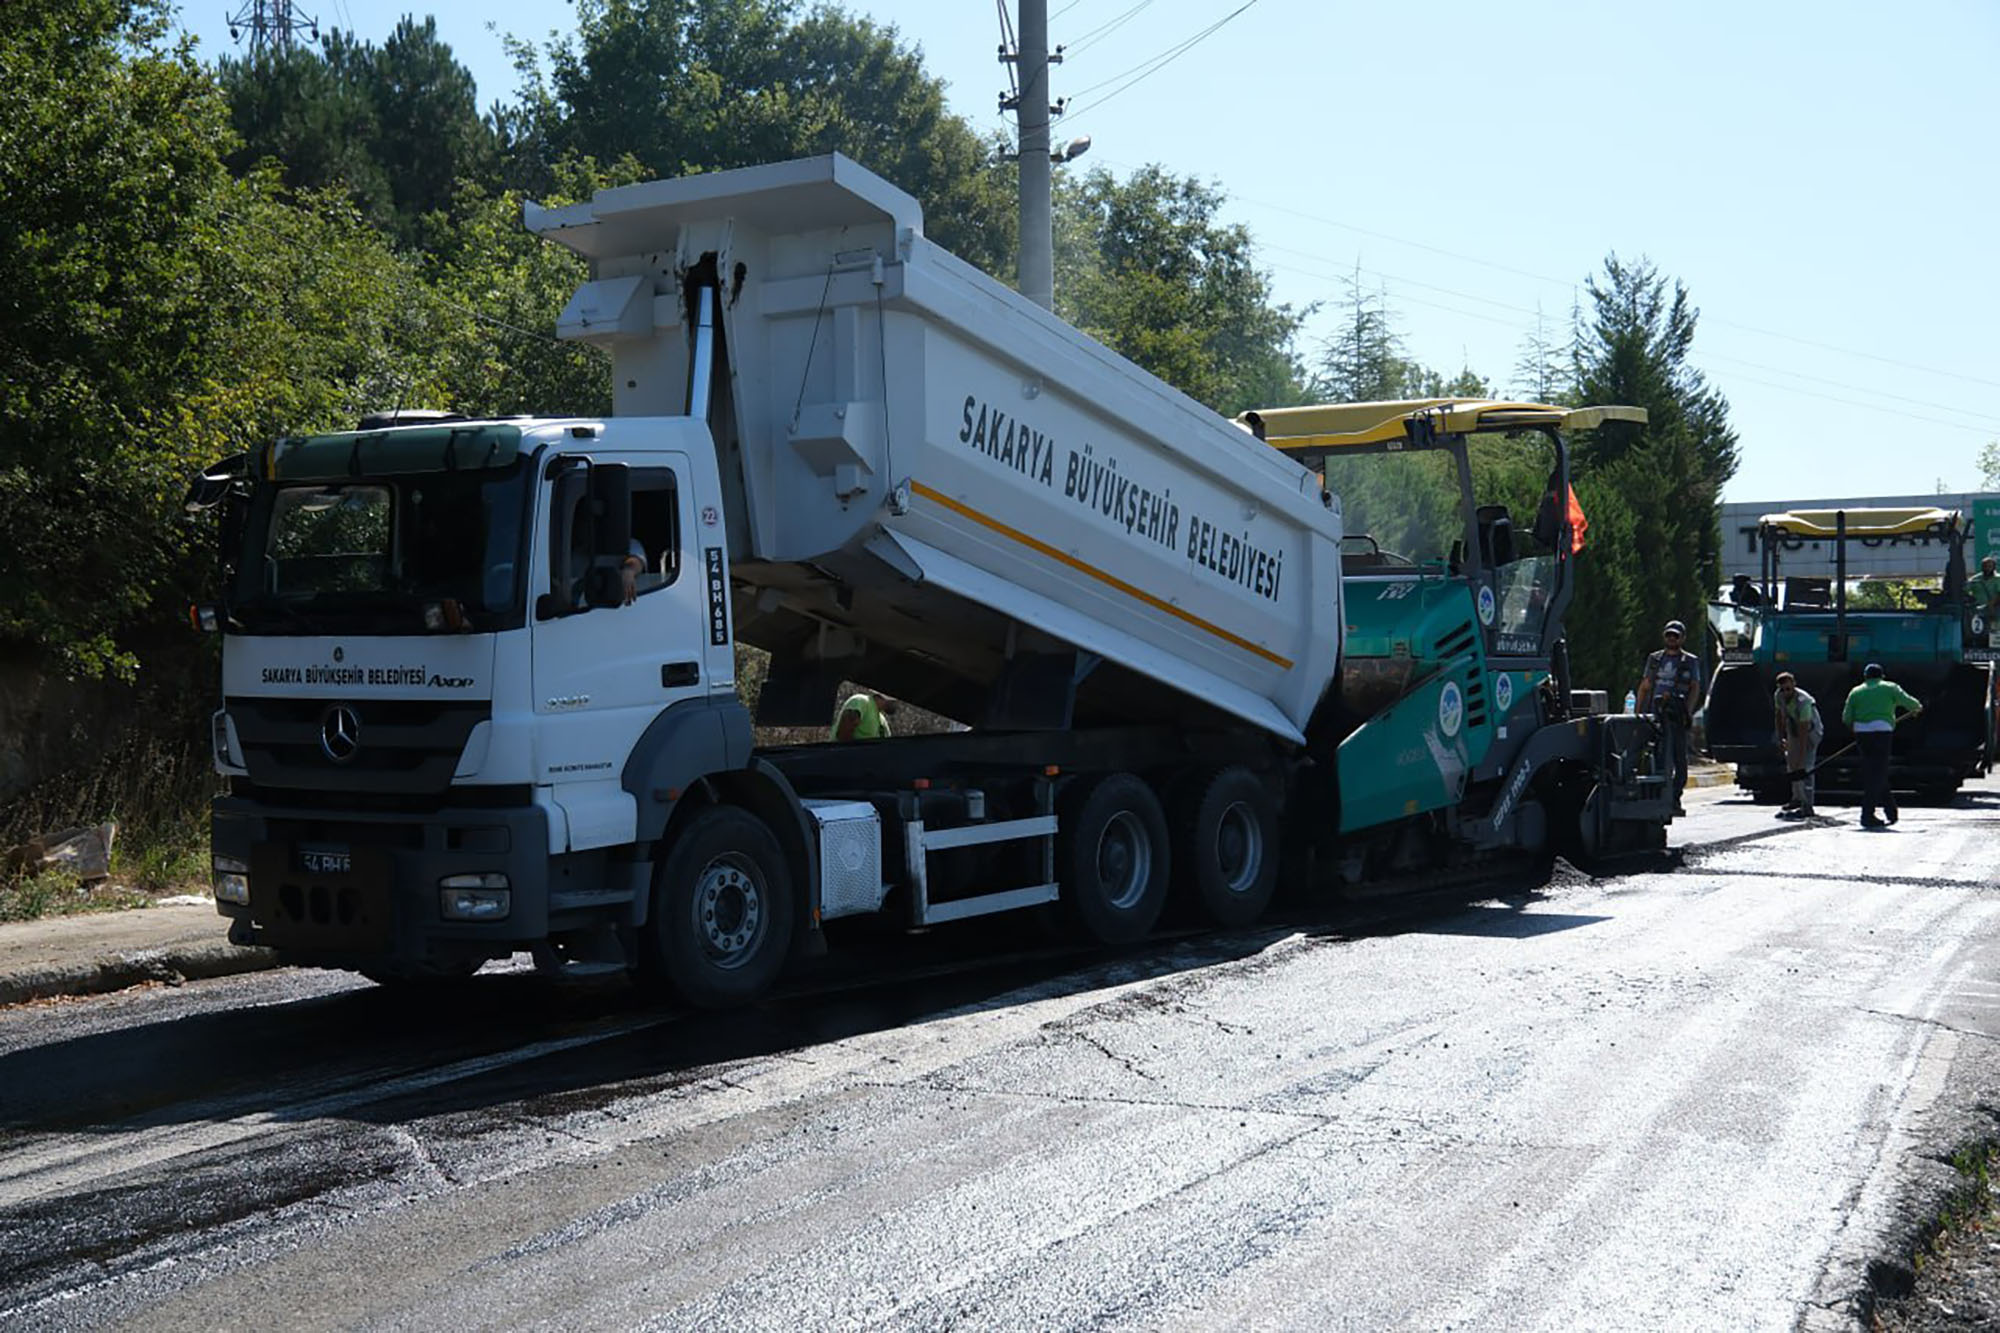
[1759,507,1961,539]
[1238,398,1648,451]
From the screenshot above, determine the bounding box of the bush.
[0,867,148,922]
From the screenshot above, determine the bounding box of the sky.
[171,1,2000,503]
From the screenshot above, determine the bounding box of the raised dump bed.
[528,154,1343,741]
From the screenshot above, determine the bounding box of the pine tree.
[1566,254,1738,692]
[1513,302,1570,404]
[1316,263,1406,402]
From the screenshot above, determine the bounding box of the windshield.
[1321,449,1462,567]
[231,459,532,633]
[1320,431,1562,567]
[1494,556,1557,637]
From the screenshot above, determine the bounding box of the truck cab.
[195,415,756,984]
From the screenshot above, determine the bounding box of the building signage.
[1720,490,2000,581]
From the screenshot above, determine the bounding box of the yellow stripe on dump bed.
[908,480,1294,670]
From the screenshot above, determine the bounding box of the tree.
[220,19,497,246]
[1054,165,1309,415]
[1314,264,1488,405]
[0,0,253,676]
[1316,264,1406,402]
[503,0,1013,275]
[1566,254,1739,692]
[1513,302,1571,404]
[368,18,497,238]
[413,166,622,419]
[219,35,392,228]
[0,2,452,677]
[1977,440,2000,491]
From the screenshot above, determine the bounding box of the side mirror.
[590,463,631,558]
[582,463,632,608]
[539,466,591,621]
[583,565,627,608]
[184,453,250,513]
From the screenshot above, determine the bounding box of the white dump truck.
[188,155,1669,1004]
[189,155,1346,1003]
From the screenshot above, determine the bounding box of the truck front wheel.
[1058,773,1170,946]
[1174,766,1278,928]
[645,805,795,1008]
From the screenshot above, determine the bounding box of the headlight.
[213,854,250,906]
[440,873,510,921]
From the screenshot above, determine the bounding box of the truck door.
[532,452,709,850]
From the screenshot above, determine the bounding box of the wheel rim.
[1094,810,1154,910]
[1215,800,1264,895]
[692,853,765,969]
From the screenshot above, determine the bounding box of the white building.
[1718,491,2000,581]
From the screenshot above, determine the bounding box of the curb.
[1687,767,1735,789]
[0,940,282,1009]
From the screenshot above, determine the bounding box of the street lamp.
[1053,135,1092,165]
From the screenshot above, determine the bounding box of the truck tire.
[644,805,795,1009]
[1058,773,1170,945]
[1174,766,1278,928]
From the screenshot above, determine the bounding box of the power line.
[1062,0,1159,57]
[994,0,1019,103]
[1101,158,2000,396]
[1257,250,2000,435]
[1062,1,1260,117]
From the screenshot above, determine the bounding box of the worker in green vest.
[831,691,893,741]
[1840,663,1922,828]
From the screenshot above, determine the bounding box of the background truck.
[1703,506,1996,801]
[187,154,1670,1005]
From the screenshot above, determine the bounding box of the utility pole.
[1014,0,1055,309]
[225,0,319,56]
[1000,2,1086,308]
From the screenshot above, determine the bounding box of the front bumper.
[211,793,551,970]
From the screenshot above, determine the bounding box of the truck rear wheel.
[1174,766,1278,928]
[1058,773,1170,945]
[644,805,794,1008]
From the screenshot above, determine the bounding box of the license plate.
[298,846,352,875]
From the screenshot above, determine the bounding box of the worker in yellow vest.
[831,691,893,741]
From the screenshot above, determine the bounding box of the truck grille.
[226,696,491,797]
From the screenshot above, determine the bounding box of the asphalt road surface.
[4,779,2000,1330]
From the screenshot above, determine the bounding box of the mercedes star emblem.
[320,704,361,763]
